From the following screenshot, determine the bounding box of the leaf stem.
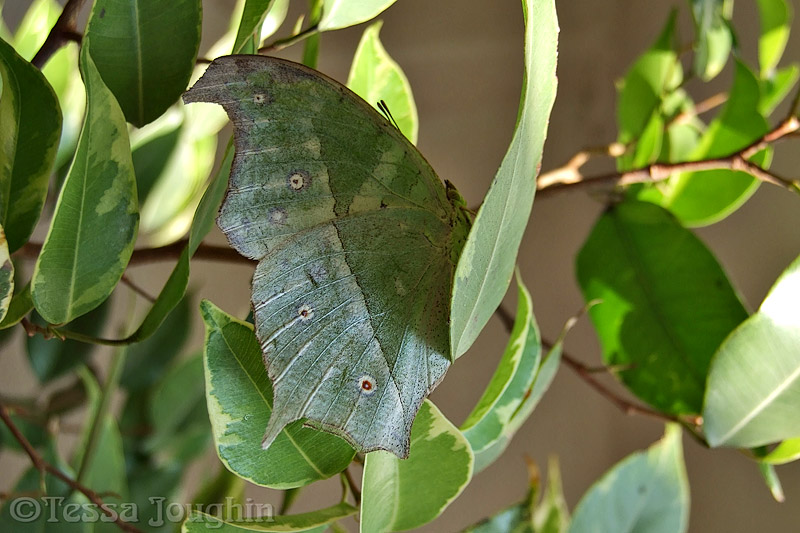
[259,24,320,54]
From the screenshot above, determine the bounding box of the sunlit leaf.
[760,437,800,465]
[690,0,733,81]
[318,0,398,31]
[450,0,558,358]
[704,253,800,448]
[757,0,792,76]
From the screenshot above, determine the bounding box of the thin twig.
[16,240,252,266]
[343,467,361,506]
[120,274,156,303]
[258,25,319,54]
[670,91,728,126]
[537,116,800,197]
[0,403,143,533]
[31,0,87,69]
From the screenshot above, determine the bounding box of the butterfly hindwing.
[184,55,465,457]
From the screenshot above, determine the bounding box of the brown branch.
[537,116,800,197]
[0,403,143,533]
[671,91,728,126]
[120,274,156,303]
[16,240,253,266]
[258,25,319,54]
[31,0,87,69]
[343,467,361,506]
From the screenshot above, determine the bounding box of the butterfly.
[184,55,471,458]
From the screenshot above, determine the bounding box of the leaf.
[759,63,799,116]
[182,503,357,532]
[568,424,688,533]
[703,253,800,448]
[465,457,569,533]
[233,0,276,54]
[146,352,211,462]
[690,0,733,81]
[660,60,769,226]
[260,0,290,42]
[31,42,138,325]
[0,279,30,329]
[201,299,355,489]
[576,200,748,414]
[347,21,418,144]
[615,11,680,171]
[450,0,558,358]
[360,400,473,532]
[131,119,183,205]
[27,300,110,382]
[318,0,398,31]
[760,437,800,465]
[756,0,792,76]
[0,223,11,322]
[85,0,202,127]
[461,274,541,469]
[120,293,192,391]
[0,35,62,253]
[185,56,470,458]
[80,415,128,499]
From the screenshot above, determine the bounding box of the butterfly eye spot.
[297,304,314,321]
[287,170,311,191]
[268,207,287,225]
[357,374,377,395]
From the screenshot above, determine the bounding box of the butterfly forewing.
[184,55,463,457]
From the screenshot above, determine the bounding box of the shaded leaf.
[27,299,110,382]
[757,0,792,76]
[132,119,183,205]
[85,0,202,126]
[361,400,473,532]
[450,0,558,358]
[568,425,688,533]
[201,299,355,489]
[0,35,62,252]
[233,0,276,54]
[319,0,398,31]
[0,223,11,322]
[461,274,541,470]
[347,21,418,144]
[704,253,800,448]
[759,63,799,116]
[690,0,733,81]
[576,200,747,414]
[0,279,31,329]
[31,42,138,325]
[182,503,357,532]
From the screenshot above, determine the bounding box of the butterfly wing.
[184,55,464,457]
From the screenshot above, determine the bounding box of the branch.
[31,0,87,69]
[537,115,800,197]
[0,403,143,533]
[17,240,253,266]
[258,25,319,54]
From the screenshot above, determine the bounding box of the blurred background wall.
[3,0,800,530]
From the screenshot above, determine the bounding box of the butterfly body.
[185,55,470,457]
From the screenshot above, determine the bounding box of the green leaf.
[576,200,748,414]
[0,223,11,322]
[233,0,276,54]
[260,0,290,42]
[450,0,558,358]
[85,0,201,127]
[0,36,62,253]
[318,0,398,31]
[201,299,355,489]
[660,60,769,226]
[616,11,680,171]
[131,119,183,205]
[461,274,541,469]
[690,0,733,81]
[757,0,792,76]
[703,253,800,448]
[759,63,799,116]
[569,424,688,533]
[31,42,138,325]
[360,400,473,532]
[465,457,569,533]
[80,415,128,499]
[347,21,418,144]
[630,112,664,168]
[120,293,191,391]
[27,300,110,382]
[146,352,211,462]
[0,279,31,329]
[760,437,800,465]
[182,503,357,532]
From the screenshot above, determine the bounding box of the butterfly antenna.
[377,100,401,131]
